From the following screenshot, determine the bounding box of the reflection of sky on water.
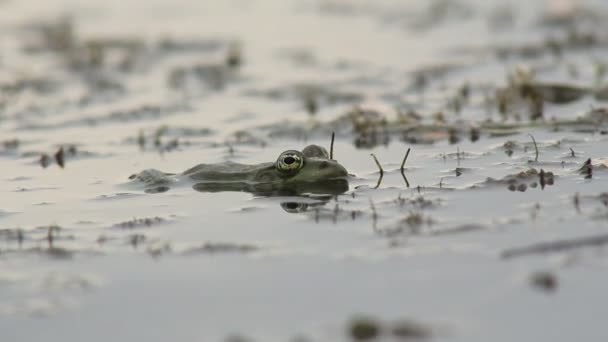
[1,0,608,341]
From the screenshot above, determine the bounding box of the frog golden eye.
[276,150,304,173]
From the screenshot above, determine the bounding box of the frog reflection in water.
[130,144,349,196]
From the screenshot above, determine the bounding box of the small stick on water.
[529,134,538,162]
[330,132,335,160]
[400,147,411,188]
[371,154,383,175]
[400,147,411,170]
[371,153,384,189]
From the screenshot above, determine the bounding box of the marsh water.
[2,0,608,341]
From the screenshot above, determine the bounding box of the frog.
[129,144,349,196]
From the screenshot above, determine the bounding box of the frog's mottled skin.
[130,144,348,195]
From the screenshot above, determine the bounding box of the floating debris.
[137,129,146,150]
[54,146,65,168]
[480,168,554,192]
[502,233,608,258]
[40,154,50,168]
[225,42,243,69]
[182,242,259,255]
[530,271,558,293]
[347,316,432,341]
[391,319,432,340]
[579,158,593,179]
[304,90,318,116]
[0,228,25,246]
[348,316,380,341]
[470,127,480,142]
[46,224,62,248]
[2,139,19,150]
[538,169,554,189]
[113,217,165,229]
[128,234,146,248]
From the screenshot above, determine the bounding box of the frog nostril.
[318,161,328,169]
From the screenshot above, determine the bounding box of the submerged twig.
[371,153,384,189]
[371,154,383,174]
[400,147,411,188]
[502,232,608,259]
[370,199,378,232]
[573,192,581,214]
[529,134,538,162]
[330,131,335,160]
[401,172,410,188]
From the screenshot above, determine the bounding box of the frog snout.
[322,161,348,178]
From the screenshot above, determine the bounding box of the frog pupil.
[284,156,295,164]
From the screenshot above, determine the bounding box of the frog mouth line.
[192,178,349,196]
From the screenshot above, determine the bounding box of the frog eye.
[276,150,304,173]
[280,202,309,213]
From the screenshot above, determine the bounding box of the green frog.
[130,144,349,195]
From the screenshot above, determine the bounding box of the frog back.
[182,161,277,182]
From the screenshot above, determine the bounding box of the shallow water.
[2,0,608,341]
